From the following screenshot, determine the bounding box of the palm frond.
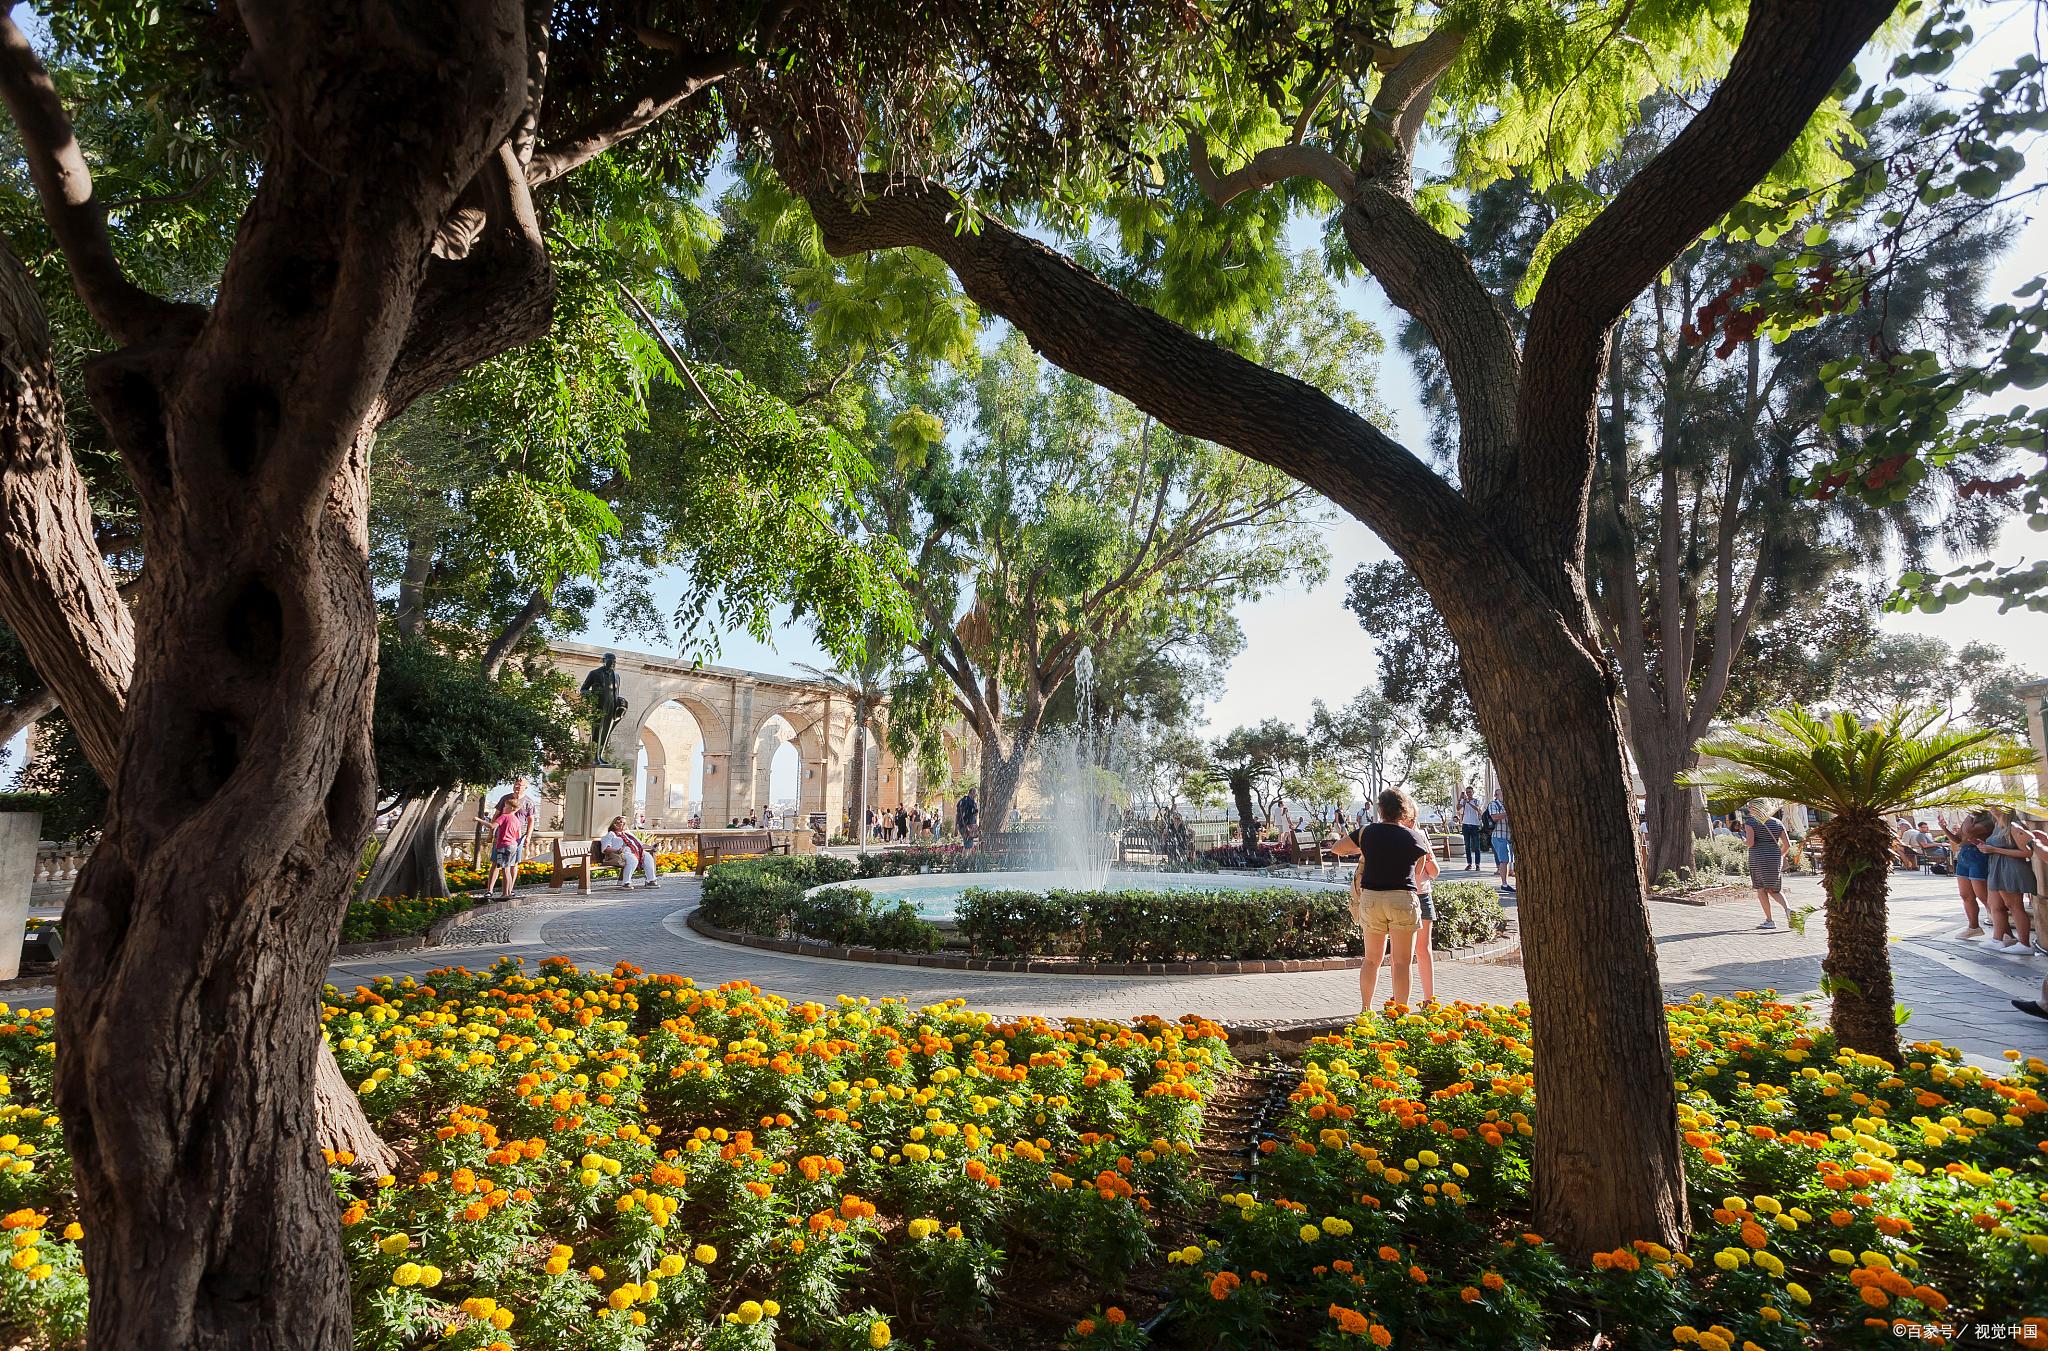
[1684,704,2040,819]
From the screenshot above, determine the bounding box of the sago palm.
[1685,706,2038,1063]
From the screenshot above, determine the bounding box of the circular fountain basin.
[819,869,1346,923]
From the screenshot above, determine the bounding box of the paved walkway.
[12,869,2042,1069]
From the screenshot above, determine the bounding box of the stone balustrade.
[34,841,92,888]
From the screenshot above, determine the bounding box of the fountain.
[807,646,1347,922]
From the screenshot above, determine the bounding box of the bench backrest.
[555,838,597,862]
[706,831,772,855]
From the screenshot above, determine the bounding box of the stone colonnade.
[547,641,958,830]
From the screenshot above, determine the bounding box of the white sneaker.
[2001,938,2029,952]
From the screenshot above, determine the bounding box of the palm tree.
[798,625,897,847]
[1685,706,2037,1062]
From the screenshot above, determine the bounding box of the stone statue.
[580,653,629,765]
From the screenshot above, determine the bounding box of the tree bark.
[1,5,538,1346]
[1453,573,1690,1253]
[357,786,462,901]
[849,707,869,844]
[1230,776,1259,850]
[1816,813,1901,1062]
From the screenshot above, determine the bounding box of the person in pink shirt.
[486,794,524,899]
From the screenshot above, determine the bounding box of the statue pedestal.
[562,767,627,839]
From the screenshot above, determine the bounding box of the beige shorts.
[1351,887,1421,935]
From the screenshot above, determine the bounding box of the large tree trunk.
[849,709,869,844]
[1456,595,1689,1254]
[977,732,1026,844]
[0,231,400,1194]
[0,6,537,1346]
[357,786,461,901]
[1816,813,1901,1062]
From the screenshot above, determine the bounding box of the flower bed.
[698,856,945,952]
[0,962,1227,1348]
[1160,993,2047,1350]
[1,985,2045,1347]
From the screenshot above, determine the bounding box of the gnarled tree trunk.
[1,4,540,1345]
[357,786,462,901]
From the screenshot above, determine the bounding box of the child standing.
[487,794,524,900]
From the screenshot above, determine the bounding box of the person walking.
[1487,790,1513,893]
[956,789,979,846]
[1741,800,1790,928]
[1982,807,2036,954]
[1347,788,1438,1012]
[1457,787,1483,870]
[1938,809,1992,940]
[486,794,525,900]
[599,815,660,889]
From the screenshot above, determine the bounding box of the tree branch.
[526,2,792,187]
[0,236,132,774]
[802,175,1493,598]
[1514,0,1894,573]
[0,13,195,346]
[0,686,58,746]
[1184,128,1356,207]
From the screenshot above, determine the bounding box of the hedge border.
[686,906,1519,975]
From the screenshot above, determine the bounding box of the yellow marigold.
[868,1319,892,1349]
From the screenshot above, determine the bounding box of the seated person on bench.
[599,816,660,889]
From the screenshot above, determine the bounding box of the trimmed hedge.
[1427,881,1507,949]
[959,886,1361,962]
[698,855,941,953]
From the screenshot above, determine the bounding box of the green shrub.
[955,889,1085,956]
[959,886,1360,962]
[1428,881,1506,949]
[699,856,939,951]
[1693,833,1749,876]
[0,791,57,819]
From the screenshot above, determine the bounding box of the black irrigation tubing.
[1141,1057,1305,1339]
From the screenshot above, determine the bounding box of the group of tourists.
[861,803,945,843]
[1454,786,1515,892]
[1934,808,2046,956]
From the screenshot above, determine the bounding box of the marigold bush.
[1,984,2043,1349]
[1172,993,2047,1350]
[0,963,1224,1349]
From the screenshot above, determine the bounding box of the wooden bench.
[695,830,787,874]
[550,837,614,894]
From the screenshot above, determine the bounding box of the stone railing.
[34,841,92,888]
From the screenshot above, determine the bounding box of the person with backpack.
[1487,790,1513,893]
[956,789,979,846]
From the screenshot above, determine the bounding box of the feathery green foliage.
[1686,705,2039,820]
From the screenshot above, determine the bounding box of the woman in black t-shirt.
[1346,787,1439,1011]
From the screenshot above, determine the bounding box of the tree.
[781,0,1903,1252]
[869,332,1329,832]
[1127,723,1217,816]
[0,2,927,1343]
[1342,560,1473,741]
[1830,633,2039,737]
[1308,689,1438,803]
[1687,706,2037,1060]
[796,623,898,842]
[1388,98,2007,883]
[1210,719,1303,847]
[368,639,581,809]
